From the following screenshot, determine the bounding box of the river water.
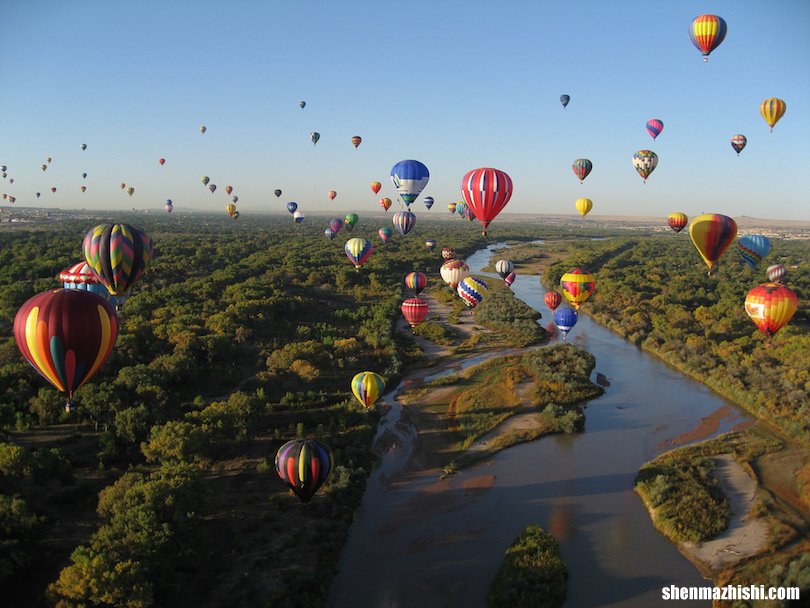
[329,243,751,608]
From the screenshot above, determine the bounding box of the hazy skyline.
[1,0,808,220]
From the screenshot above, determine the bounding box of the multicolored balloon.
[544,291,563,311]
[575,198,592,217]
[689,214,738,274]
[689,14,727,61]
[731,135,747,155]
[392,210,416,236]
[560,94,570,108]
[344,237,373,270]
[401,298,429,331]
[457,276,488,309]
[59,261,124,308]
[766,264,786,283]
[225,185,233,195]
[760,98,786,132]
[275,439,333,503]
[572,159,592,183]
[738,235,771,269]
[504,272,516,288]
[667,212,688,233]
[330,218,344,233]
[646,119,664,140]
[632,150,658,183]
[370,182,382,195]
[351,136,362,148]
[390,160,429,208]
[83,224,154,296]
[344,213,359,228]
[440,259,470,290]
[495,260,513,279]
[14,289,118,403]
[378,227,393,244]
[554,308,578,340]
[560,268,596,310]
[425,239,436,252]
[424,196,434,210]
[379,197,392,212]
[351,371,385,410]
[744,283,798,337]
[441,247,455,260]
[325,228,336,240]
[404,272,427,296]
[447,203,457,214]
[293,210,305,223]
[455,202,467,217]
[460,167,513,236]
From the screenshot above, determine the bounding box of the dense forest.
[0,214,806,606]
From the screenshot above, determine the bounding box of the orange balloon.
[370,181,382,194]
[379,197,392,212]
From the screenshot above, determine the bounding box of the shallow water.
[329,243,749,607]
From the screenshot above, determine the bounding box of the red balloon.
[460,167,513,236]
[401,298,429,331]
[544,291,562,311]
[159,158,166,165]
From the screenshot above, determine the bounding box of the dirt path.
[681,454,769,575]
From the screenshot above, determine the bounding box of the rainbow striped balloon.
[14,289,118,400]
[689,14,727,61]
[275,439,333,503]
[351,371,385,410]
[404,272,427,295]
[760,98,786,132]
[83,224,154,296]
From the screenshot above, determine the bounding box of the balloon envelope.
[460,167,513,236]
[457,276,488,309]
[351,136,362,148]
[328,190,337,201]
[392,211,416,236]
[287,202,298,214]
[83,224,154,296]
[370,182,382,194]
[689,214,738,273]
[554,308,578,339]
[668,212,688,233]
[274,189,282,198]
[560,94,570,108]
[689,14,727,60]
[390,160,429,207]
[310,132,320,145]
[744,283,798,337]
[632,150,658,182]
[401,298,429,330]
[14,289,118,400]
[731,135,747,155]
[351,372,385,409]
[545,291,563,311]
[575,198,593,217]
[560,268,596,309]
[495,260,514,279]
[760,98,786,131]
[766,264,786,283]
[404,272,427,296]
[275,439,333,503]
[738,235,771,269]
[440,259,469,289]
[424,196,434,210]
[572,159,592,183]
[646,119,664,140]
[379,197,392,212]
[344,238,373,269]
[378,227,393,243]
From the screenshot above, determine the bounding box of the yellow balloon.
[575,198,593,217]
[351,371,385,409]
[760,98,786,132]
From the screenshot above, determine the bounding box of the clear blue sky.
[1,0,808,220]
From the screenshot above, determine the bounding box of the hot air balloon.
[226,203,236,216]
[425,239,436,252]
[447,203,457,214]
[310,132,320,145]
[689,214,738,274]
[554,308,578,340]
[495,260,514,279]
[744,283,798,338]
[401,298,429,332]
[83,224,154,296]
[731,135,747,155]
[404,272,427,296]
[379,197,392,212]
[293,210,305,224]
[560,94,570,108]
[545,291,563,311]
[462,206,476,222]
[231,196,238,203]
[344,238,373,270]
[344,213,359,229]
[231,211,240,220]
[424,196,434,210]
[572,159,592,183]
[59,261,112,301]
[159,158,166,165]
[82,172,88,179]
[667,212,688,233]
[440,259,470,290]
[392,210,416,236]
[80,143,87,150]
[632,150,658,183]
[738,235,771,269]
[200,125,207,134]
[351,136,362,148]
[80,186,87,193]
[575,198,593,217]
[328,190,337,201]
[274,189,282,198]
[287,202,298,214]
[126,187,135,196]
[275,439,333,503]
[760,98,786,132]
[50,187,57,193]
[455,202,467,217]
[208,184,216,194]
[225,185,233,195]
[766,264,787,283]
[201,176,210,186]
[9,179,13,184]
[324,228,336,240]
[330,218,344,233]
[560,268,596,309]
[504,272,516,288]
[46,157,52,164]
[378,227,393,244]
[370,182,382,195]
[165,202,173,213]
[1,166,6,172]
[457,276,488,309]
[299,101,306,109]
[390,160,429,207]
[14,289,119,407]
[441,247,455,260]
[689,14,727,61]
[460,167,513,236]
[351,372,385,410]
[646,119,664,140]
[40,164,47,172]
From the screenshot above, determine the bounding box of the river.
[328,243,752,608]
